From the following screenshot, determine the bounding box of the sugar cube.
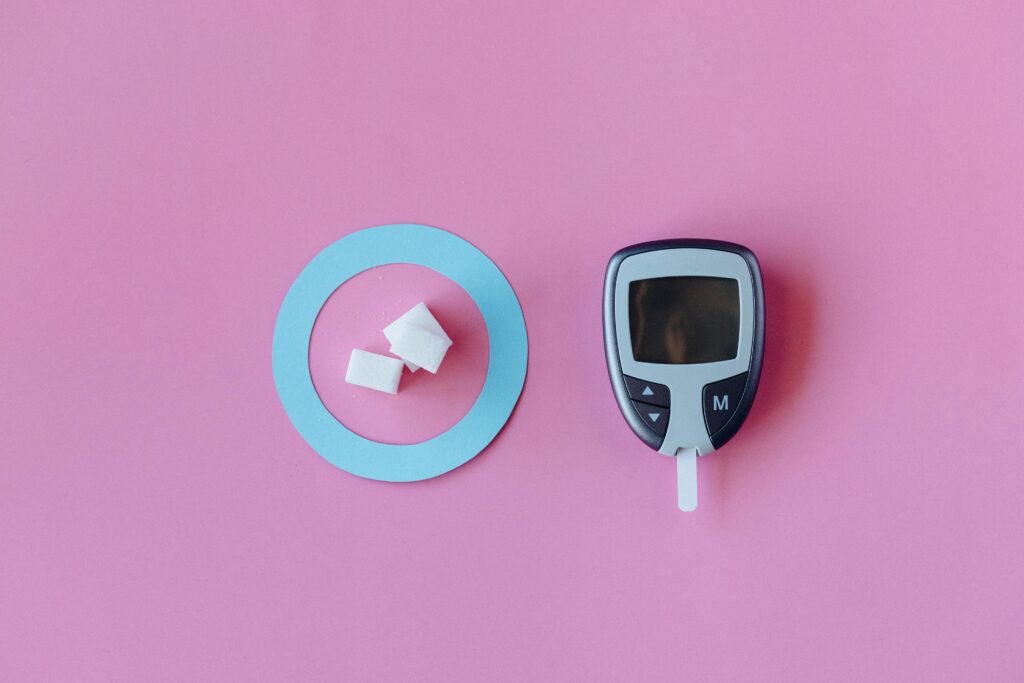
[383,303,452,372]
[387,322,452,374]
[345,349,404,394]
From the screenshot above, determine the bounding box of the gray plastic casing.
[604,240,764,457]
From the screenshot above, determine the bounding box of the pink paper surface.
[2,2,1023,681]
[309,264,488,444]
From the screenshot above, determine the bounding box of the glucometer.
[603,240,764,511]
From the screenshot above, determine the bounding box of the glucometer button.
[631,400,669,437]
[623,375,670,408]
[703,372,747,436]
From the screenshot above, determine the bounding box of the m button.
[702,373,748,436]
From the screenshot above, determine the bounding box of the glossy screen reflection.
[629,277,740,364]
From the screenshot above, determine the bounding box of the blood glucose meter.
[603,239,764,511]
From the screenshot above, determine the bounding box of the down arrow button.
[631,400,669,437]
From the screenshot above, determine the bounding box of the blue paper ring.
[272,224,528,482]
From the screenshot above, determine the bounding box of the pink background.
[308,264,490,445]
[2,2,1023,681]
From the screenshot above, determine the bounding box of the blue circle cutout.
[272,224,528,482]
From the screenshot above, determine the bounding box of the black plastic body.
[603,239,765,453]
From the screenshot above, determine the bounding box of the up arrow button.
[623,375,670,408]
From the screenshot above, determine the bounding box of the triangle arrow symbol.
[642,386,654,396]
[648,412,660,423]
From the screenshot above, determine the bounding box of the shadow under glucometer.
[705,256,817,512]
[752,260,816,429]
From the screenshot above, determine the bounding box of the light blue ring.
[272,224,528,482]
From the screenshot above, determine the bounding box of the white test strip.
[383,302,452,372]
[676,447,698,512]
[344,349,404,394]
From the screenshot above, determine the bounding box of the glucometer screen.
[629,277,740,364]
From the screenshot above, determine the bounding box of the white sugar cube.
[345,349,404,394]
[387,322,452,374]
[383,302,452,344]
[383,302,452,372]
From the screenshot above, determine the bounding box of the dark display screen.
[628,277,740,364]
